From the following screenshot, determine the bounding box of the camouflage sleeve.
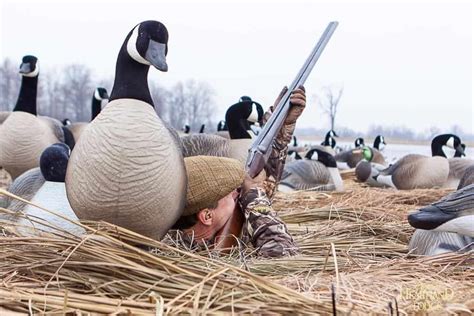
[239,187,299,257]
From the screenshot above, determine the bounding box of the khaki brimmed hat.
[183,156,245,216]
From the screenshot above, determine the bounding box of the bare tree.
[318,84,344,131]
[164,80,216,132]
[0,58,21,111]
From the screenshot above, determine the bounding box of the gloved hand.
[241,169,266,196]
[262,85,306,144]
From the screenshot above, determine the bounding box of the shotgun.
[246,21,339,178]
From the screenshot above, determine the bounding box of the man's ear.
[197,209,213,226]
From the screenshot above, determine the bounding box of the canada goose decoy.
[354,137,365,148]
[199,124,206,133]
[279,148,344,192]
[373,135,386,151]
[66,20,187,240]
[371,134,463,190]
[11,143,84,236]
[0,55,66,180]
[408,183,474,237]
[335,146,385,169]
[320,130,338,155]
[408,168,474,256]
[66,87,109,143]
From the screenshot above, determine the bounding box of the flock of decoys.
[0,20,472,257]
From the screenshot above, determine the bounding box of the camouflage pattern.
[239,187,298,257]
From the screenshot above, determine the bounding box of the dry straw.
[0,176,472,315]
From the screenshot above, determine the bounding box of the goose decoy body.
[66,87,109,143]
[373,134,463,189]
[279,148,344,192]
[336,146,385,169]
[0,55,66,179]
[66,20,187,240]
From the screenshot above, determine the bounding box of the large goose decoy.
[407,184,474,255]
[66,20,187,240]
[0,55,65,179]
[372,134,463,189]
[11,144,84,236]
[373,135,386,151]
[279,148,344,192]
[336,146,385,169]
[66,87,109,143]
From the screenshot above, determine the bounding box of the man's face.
[184,190,239,243]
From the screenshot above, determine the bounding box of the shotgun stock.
[245,21,338,178]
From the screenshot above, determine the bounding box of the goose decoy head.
[126,20,169,72]
[374,135,386,150]
[199,124,206,133]
[305,148,337,168]
[354,137,365,148]
[217,120,228,131]
[40,143,71,182]
[94,87,109,101]
[288,150,302,160]
[19,55,39,77]
[328,130,338,138]
[183,124,191,134]
[455,144,466,157]
[62,118,72,126]
[432,134,463,157]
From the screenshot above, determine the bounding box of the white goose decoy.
[66,20,187,240]
[0,55,66,179]
[279,148,344,192]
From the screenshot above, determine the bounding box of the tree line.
[0,58,217,132]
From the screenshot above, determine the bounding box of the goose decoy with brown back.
[0,55,66,180]
[372,134,463,189]
[66,87,109,143]
[66,20,187,240]
[279,148,344,192]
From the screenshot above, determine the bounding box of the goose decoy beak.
[146,40,168,72]
[407,205,456,230]
[19,62,31,74]
[455,144,465,156]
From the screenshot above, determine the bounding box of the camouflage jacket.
[238,124,299,257]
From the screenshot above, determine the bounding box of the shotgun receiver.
[245,21,339,178]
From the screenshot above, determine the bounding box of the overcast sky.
[1,0,472,134]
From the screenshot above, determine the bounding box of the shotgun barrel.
[246,21,339,178]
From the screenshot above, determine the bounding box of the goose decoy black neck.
[431,134,463,157]
[13,55,39,115]
[40,143,71,182]
[199,124,206,133]
[91,87,109,120]
[109,21,169,107]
